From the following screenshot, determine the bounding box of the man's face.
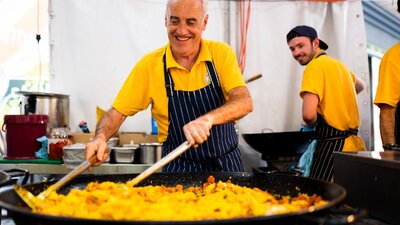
[165,0,208,57]
[288,36,318,66]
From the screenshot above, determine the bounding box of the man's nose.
[292,49,300,57]
[176,23,189,34]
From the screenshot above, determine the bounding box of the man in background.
[286,25,365,181]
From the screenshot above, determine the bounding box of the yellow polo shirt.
[300,50,365,152]
[374,42,400,107]
[113,39,245,142]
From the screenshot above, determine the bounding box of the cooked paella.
[33,176,327,221]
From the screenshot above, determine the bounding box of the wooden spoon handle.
[245,74,262,83]
[38,154,97,199]
[127,141,191,187]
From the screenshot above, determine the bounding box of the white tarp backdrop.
[49,0,228,132]
[49,0,370,169]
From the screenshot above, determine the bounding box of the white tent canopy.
[49,0,370,168]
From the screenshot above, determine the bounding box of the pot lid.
[16,91,69,98]
[4,115,48,124]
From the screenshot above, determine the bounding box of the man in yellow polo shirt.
[286,25,365,181]
[85,0,253,172]
[374,1,400,151]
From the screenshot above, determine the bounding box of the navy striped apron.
[310,116,358,181]
[162,54,244,172]
[308,52,358,181]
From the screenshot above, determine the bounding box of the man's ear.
[202,14,209,30]
[312,38,320,50]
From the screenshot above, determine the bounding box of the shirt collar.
[165,39,212,70]
[312,49,325,60]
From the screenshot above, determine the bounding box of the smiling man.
[287,25,366,181]
[85,0,253,172]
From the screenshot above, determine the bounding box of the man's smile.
[176,36,191,41]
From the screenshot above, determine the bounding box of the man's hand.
[85,136,109,166]
[183,115,213,148]
[84,107,127,167]
[181,86,252,148]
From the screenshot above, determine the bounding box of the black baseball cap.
[286,25,329,50]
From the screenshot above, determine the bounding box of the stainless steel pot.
[17,91,69,130]
[110,146,139,164]
[139,143,162,164]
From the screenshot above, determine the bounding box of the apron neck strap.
[163,53,219,97]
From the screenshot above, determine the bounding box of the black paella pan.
[0,172,346,225]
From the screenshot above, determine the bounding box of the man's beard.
[298,49,316,66]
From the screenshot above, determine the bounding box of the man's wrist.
[382,143,399,150]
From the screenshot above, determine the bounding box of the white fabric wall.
[49,0,371,169]
[49,0,228,133]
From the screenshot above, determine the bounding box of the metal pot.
[139,143,162,164]
[0,172,346,225]
[17,91,70,130]
[110,146,139,164]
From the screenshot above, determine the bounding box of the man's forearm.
[95,108,127,141]
[301,92,319,127]
[203,86,253,125]
[379,105,396,144]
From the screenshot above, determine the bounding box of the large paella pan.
[0,172,346,225]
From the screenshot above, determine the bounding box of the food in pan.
[33,176,328,220]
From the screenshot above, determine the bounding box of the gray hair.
[166,0,208,18]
